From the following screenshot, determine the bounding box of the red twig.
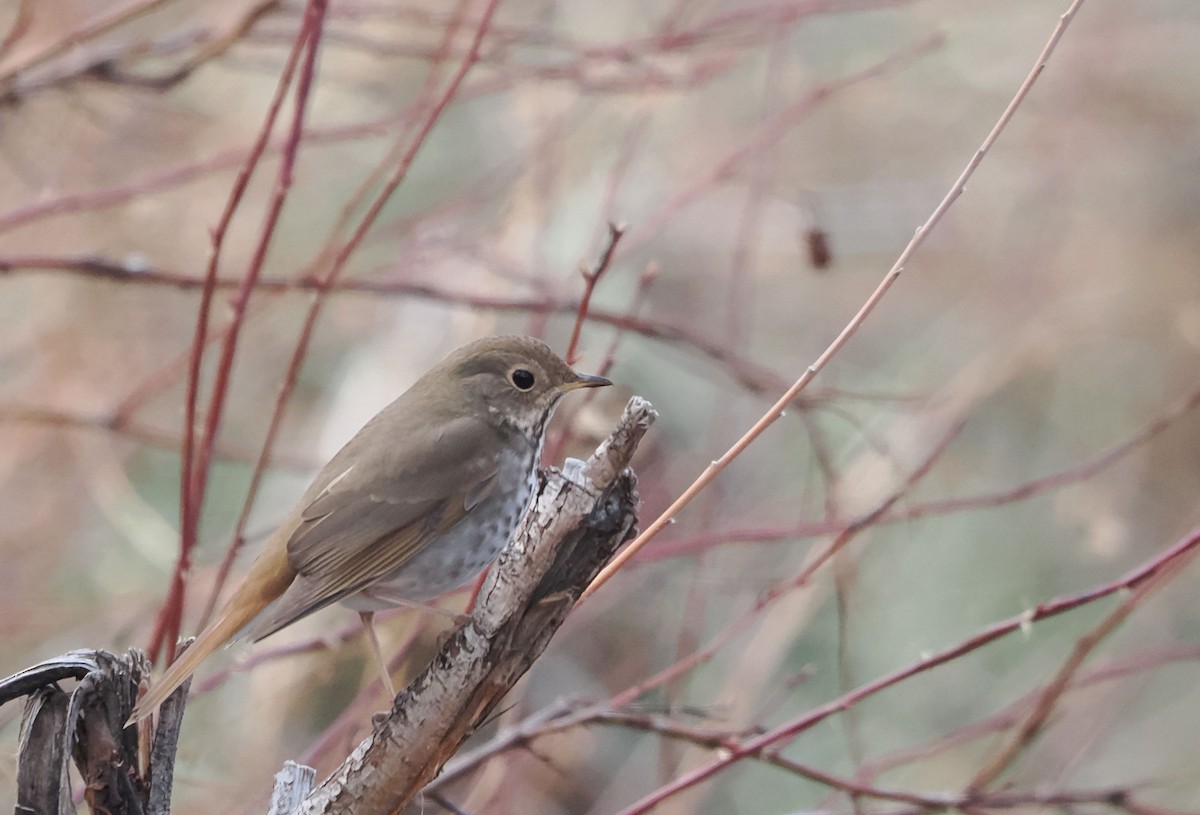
[605,416,966,716]
[0,404,310,468]
[614,522,1200,814]
[833,643,1200,803]
[316,0,502,294]
[541,260,658,468]
[564,222,625,366]
[0,0,172,87]
[642,377,1200,562]
[0,254,792,395]
[0,1,898,237]
[147,0,328,663]
[592,708,1140,811]
[582,0,1083,602]
[967,539,1200,790]
[426,643,1200,801]
[197,0,485,629]
[0,0,34,55]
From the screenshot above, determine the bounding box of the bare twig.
[0,0,34,55]
[565,222,626,365]
[595,709,1141,812]
[0,0,174,89]
[967,536,1199,790]
[614,521,1200,815]
[582,0,1087,602]
[200,0,487,627]
[846,645,1200,791]
[0,254,789,395]
[643,377,1200,562]
[149,0,328,664]
[593,415,966,735]
[428,639,1200,804]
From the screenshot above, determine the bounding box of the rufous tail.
[128,606,249,723]
[128,536,296,725]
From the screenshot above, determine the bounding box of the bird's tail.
[127,601,252,724]
[128,536,297,725]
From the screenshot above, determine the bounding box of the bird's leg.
[359,611,396,699]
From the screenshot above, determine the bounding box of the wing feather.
[246,411,503,640]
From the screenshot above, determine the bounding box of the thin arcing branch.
[582,0,1088,602]
[614,522,1200,815]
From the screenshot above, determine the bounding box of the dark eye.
[510,369,535,391]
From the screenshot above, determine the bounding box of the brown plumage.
[129,335,609,723]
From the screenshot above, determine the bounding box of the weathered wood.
[1,647,191,815]
[147,671,192,815]
[16,685,75,815]
[269,761,317,815]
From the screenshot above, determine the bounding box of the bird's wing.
[247,413,503,640]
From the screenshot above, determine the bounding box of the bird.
[129,335,610,723]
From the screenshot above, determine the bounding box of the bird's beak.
[560,372,612,391]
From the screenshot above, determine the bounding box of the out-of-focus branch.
[0,254,789,395]
[582,0,1085,602]
[0,0,174,89]
[614,521,1200,814]
[595,710,1137,812]
[590,413,965,724]
[0,0,34,55]
[199,0,490,629]
[89,1,278,90]
[0,404,310,467]
[0,0,278,101]
[838,642,1200,799]
[428,642,1200,804]
[968,532,1200,790]
[565,221,625,365]
[149,0,329,666]
[644,378,1200,561]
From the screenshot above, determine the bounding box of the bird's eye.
[510,369,535,391]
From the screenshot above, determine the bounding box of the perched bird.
[130,335,610,722]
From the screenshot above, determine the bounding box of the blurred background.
[1,0,1199,812]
